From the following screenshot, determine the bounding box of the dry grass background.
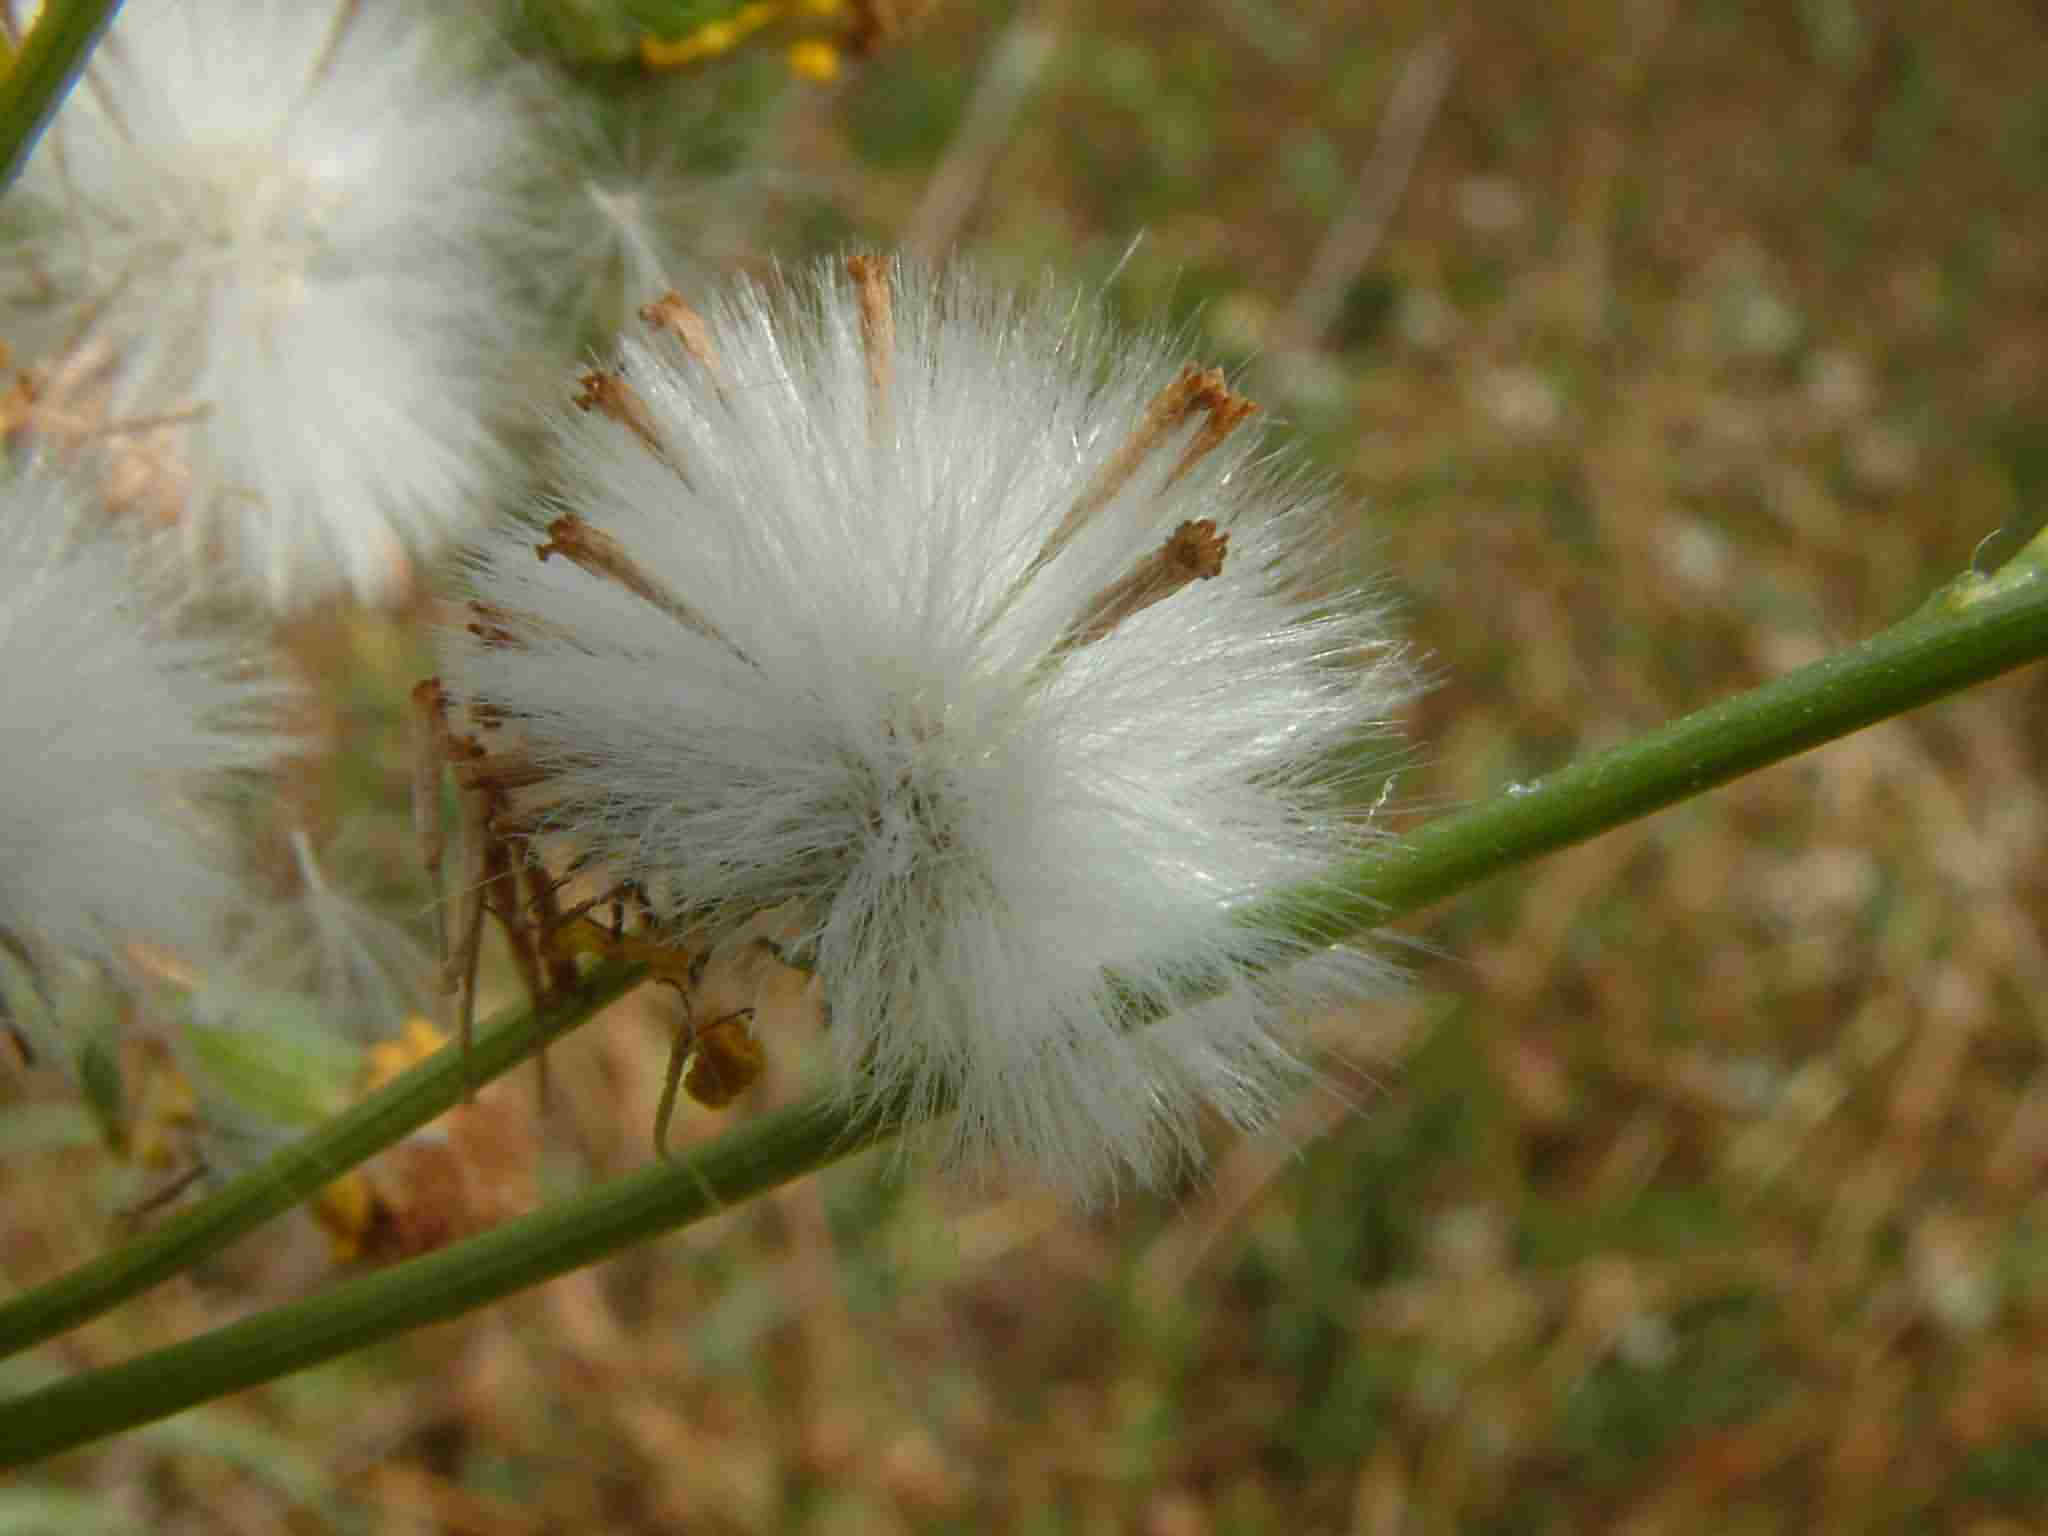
[4,1,2048,1530]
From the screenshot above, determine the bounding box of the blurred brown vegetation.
[5,0,2048,1530]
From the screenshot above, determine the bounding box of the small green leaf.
[183,991,363,1131]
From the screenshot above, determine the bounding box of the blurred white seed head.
[3,0,547,609]
[538,89,791,342]
[0,468,297,989]
[578,180,687,326]
[215,828,436,1044]
[441,258,1417,1199]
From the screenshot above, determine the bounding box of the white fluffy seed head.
[4,0,545,609]
[0,469,298,983]
[442,258,1418,1200]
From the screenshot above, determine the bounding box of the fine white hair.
[444,259,1418,1199]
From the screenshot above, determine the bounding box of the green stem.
[0,1088,897,1468]
[4,552,2047,1464]
[1240,553,2048,946]
[0,958,646,1361]
[0,0,121,194]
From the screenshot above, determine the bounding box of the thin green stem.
[0,958,646,1361]
[0,0,121,194]
[3,552,2046,1464]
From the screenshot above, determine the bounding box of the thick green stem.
[0,1088,898,1468]
[0,958,646,1361]
[0,0,121,194]
[3,551,2046,1464]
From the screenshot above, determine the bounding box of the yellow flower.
[640,3,784,70]
[787,37,843,81]
[641,24,731,69]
